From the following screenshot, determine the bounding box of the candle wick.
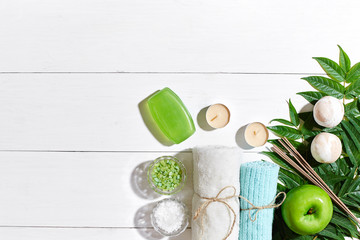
[210,115,218,121]
[253,130,257,135]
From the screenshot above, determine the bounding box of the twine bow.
[193,186,286,240]
[193,186,237,240]
[240,192,286,222]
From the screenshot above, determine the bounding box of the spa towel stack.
[239,161,279,240]
[192,146,243,240]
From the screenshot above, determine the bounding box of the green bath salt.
[151,158,183,191]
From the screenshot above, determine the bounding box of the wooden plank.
[0,73,312,151]
[0,0,359,72]
[0,227,191,240]
[0,151,259,227]
[0,227,353,240]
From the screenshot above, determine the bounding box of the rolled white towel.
[192,146,243,240]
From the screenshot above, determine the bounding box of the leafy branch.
[265,45,360,240]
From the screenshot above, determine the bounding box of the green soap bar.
[147,87,195,144]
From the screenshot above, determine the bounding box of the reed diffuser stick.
[271,138,360,225]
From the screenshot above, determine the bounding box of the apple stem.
[307,208,316,215]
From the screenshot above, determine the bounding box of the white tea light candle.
[205,104,230,128]
[244,122,269,147]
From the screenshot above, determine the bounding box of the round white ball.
[311,132,342,164]
[313,96,344,128]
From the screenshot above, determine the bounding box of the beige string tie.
[240,191,286,222]
[193,186,286,240]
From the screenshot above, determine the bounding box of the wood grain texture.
[0,227,191,240]
[0,0,359,72]
[1,1,359,239]
[0,74,313,151]
[0,151,258,227]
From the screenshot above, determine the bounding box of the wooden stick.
[279,138,357,221]
[272,145,352,221]
[279,138,360,224]
[280,138,360,224]
[272,138,360,225]
[275,141,354,221]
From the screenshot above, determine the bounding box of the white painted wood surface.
[0,74,313,152]
[0,151,261,227]
[0,228,191,240]
[0,0,360,239]
[0,0,360,73]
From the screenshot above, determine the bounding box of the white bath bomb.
[313,96,344,128]
[311,132,342,164]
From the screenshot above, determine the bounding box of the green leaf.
[341,121,360,152]
[300,114,321,139]
[340,196,360,208]
[261,151,293,171]
[338,167,356,197]
[299,110,322,139]
[280,168,305,185]
[278,169,304,189]
[346,176,360,194]
[288,99,300,126]
[297,91,325,104]
[346,62,360,83]
[344,117,360,162]
[270,118,295,127]
[347,115,360,130]
[341,175,360,211]
[340,131,359,167]
[323,125,342,135]
[267,139,286,150]
[321,174,347,188]
[348,192,360,204]
[268,139,303,149]
[277,183,288,192]
[298,111,312,122]
[267,126,303,140]
[313,57,346,82]
[338,45,351,72]
[345,100,360,118]
[330,213,359,238]
[333,205,348,218]
[332,158,351,177]
[302,130,321,140]
[290,236,314,240]
[302,76,345,99]
[349,207,360,218]
[318,224,345,240]
[314,162,334,175]
[345,80,360,99]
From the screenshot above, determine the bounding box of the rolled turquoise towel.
[239,161,279,240]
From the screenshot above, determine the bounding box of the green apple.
[281,184,333,235]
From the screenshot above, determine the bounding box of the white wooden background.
[1,0,360,239]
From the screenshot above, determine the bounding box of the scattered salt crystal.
[153,199,186,234]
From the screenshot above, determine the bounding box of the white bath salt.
[153,199,186,234]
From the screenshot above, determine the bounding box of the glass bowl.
[151,198,189,237]
[147,156,187,195]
